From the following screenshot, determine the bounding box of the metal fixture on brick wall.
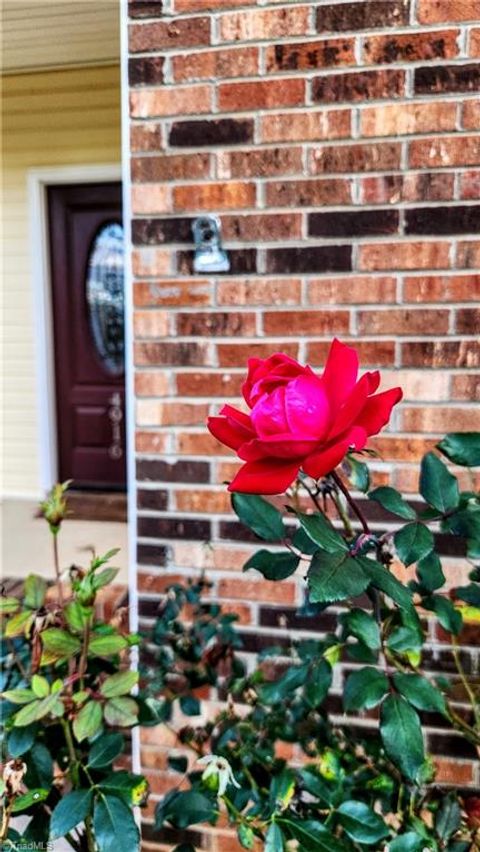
[192,215,230,274]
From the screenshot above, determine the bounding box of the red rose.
[207,339,402,494]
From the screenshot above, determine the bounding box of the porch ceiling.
[2,0,120,74]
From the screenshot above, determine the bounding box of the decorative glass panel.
[86,222,125,376]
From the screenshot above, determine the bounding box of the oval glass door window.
[86,222,125,376]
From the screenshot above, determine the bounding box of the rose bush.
[207,339,402,494]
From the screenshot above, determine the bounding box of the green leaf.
[380,694,425,781]
[394,523,434,567]
[347,455,370,493]
[296,511,348,554]
[265,823,284,852]
[179,695,201,716]
[232,493,284,541]
[393,672,447,716]
[420,452,459,514]
[41,628,81,657]
[456,583,480,606]
[435,793,461,841]
[343,667,389,712]
[88,733,125,769]
[304,660,332,708]
[388,833,425,851]
[307,551,370,604]
[7,724,37,756]
[168,755,188,774]
[358,557,414,610]
[0,596,20,614]
[50,789,94,839]
[423,594,463,635]
[93,567,119,590]
[259,664,309,704]
[13,694,61,726]
[5,610,34,638]
[2,689,37,705]
[369,486,416,520]
[23,574,47,609]
[64,601,91,632]
[11,788,49,813]
[279,818,348,852]
[243,550,299,581]
[30,743,53,788]
[416,551,445,592]
[336,800,389,845]
[93,794,140,852]
[98,771,148,805]
[31,675,50,698]
[238,824,255,849]
[156,790,217,830]
[104,697,138,727]
[100,670,138,698]
[73,700,103,742]
[89,634,128,656]
[437,432,480,467]
[341,609,381,650]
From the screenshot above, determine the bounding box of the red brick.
[266,178,351,206]
[176,311,256,336]
[306,339,396,367]
[134,280,212,307]
[220,7,309,42]
[135,341,211,366]
[176,371,242,397]
[317,1,409,32]
[132,248,171,276]
[138,401,209,427]
[470,28,480,57]
[218,147,303,179]
[462,99,480,130]
[221,214,302,242]
[358,308,450,335]
[173,182,256,211]
[217,342,299,368]
[135,372,170,396]
[176,431,228,456]
[135,431,169,454]
[403,274,480,303]
[409,136,480,168]
[363,29,459,63]
[134,310,169,338]
[217,578,296,605]
[451,374,480,400]
[310,142,401,174]
[401,340,480,368]
[217,277,302,305]
[260,109,351,143]
[307,276,396,304]
[263,309,350,336]
[172,46,258,82]
[130,123,163,153]
[358,242,451,271]
[129,17,210,52]
[360,172,454,204]
[131,153,210,181]
[369,435,437,462]
[361,101,456,137]
[313,69,404,103]
[219,79,305,111]
[457,241,480,268]
[266,38,355,72]
[434,759,475,785]
[417,0,479,23]
[456,307,480,334]
[175,489,230,514]
[130,86,212,118]
[129,0,164,18]
[460,170,480,199]
[402,406,480,432]
[131,184,171,214]
[174,0,256,9]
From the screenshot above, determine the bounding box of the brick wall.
[127,0,480,845]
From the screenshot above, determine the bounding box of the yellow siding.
[2,64,121,496]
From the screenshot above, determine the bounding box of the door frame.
[28,164,122,493]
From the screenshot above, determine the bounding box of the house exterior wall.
[126,1,480,845]
[1,64,121,498]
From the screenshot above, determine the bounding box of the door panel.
[48,183,126,489]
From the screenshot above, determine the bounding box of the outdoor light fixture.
[192,215,230,273]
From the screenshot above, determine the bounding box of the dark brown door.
[48,183,126,490]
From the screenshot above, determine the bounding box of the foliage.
[0,482,147,851]
[145,432,480,850]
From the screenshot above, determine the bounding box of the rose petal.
[250,386,290,437]
[220,404,254,435]
[228,459,301,495]
[303,426,367,479]
[239,435,320,462]
[207,414,253,451]
[321,338,359,413]
[328,371,380,440]
[355,387,402,436]
[243,353,306,407]
[284,375,330,438]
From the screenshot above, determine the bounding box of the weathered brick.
[135,432,169,454]
[405,205,480,235]
[434,759,475,786]
[363,29,459,64]
[222,214,302,241]
[220,7,309,42]
[310,142,401,174]
[217,276,302,306]
[462,99,480,129]
[137,490,168,511]
[131,184,171,214]
[137,400,209,427]
[129,0,163,17]
[175,431,228,456]
[415,63,480,94]
[361,101,456,136]
[358,241,451,271]
[265,178,351,206]
[131,154,210,182]
[136,458,210,483]
[176,311,256,337]
[460,170,480,199]
[132,248,171,276]
[138,516,211,540]
[471,28,480,57]
[217,577,296,606]
[451,374,480,400]
[313,69,404,103]
[129,17,210,52]
[369,435,438,461]
[456,307,480,334]
[260,109,351,143]
[402,406,480,433]
[219,79,304,111]
[266,38,355,72]
[177,248,257,276]
[403,274,480,302]
[218,147,302,179]
[134,280,212,307]
[135,372,169,397]
[130,86,212,118]
[266,245,352,274]
[307,339,395,366]
[360,172,454,204]
[130,122,163,153]
[263,309,350,336]
[132,217,194,245]
[169,117,254,147]
[309,209,399,237]
[401,341,480,368]
[172,46,258,82]
[457,240,480,268]
[173,182,256,211]
[217,342,299,368]
[317,1,409,32]
[135,341,211,366]
[176,371,242,397]
[358,308,450,335]
[409,136,480,168]
[129,56,165,86]
[307,276,396,305]
[134,310,169,338]
[417,0,479,24]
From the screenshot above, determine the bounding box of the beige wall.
[2,64,121,498]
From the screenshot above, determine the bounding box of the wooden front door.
[48,183,126,490]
